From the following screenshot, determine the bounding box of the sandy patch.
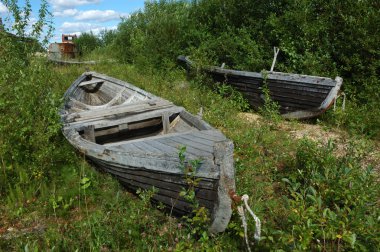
[238,112,380,173]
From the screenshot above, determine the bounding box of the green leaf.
[343,233,356,248]
[80,177,91,189]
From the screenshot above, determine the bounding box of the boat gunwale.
[62,71,165,112]
[208,67,337,86]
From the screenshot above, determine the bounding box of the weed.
[276,139,380,250]
[259,71,282,124]
[216,83,250,112]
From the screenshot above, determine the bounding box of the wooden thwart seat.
[79,79,104,87]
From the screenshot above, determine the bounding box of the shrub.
[75,32,102,56]
[276,139,380,251]
[112,0,380,137]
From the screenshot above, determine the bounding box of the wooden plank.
[170,135,214,153]
[194,130,226,141]
[269,72,336,86]
[97,161,217,189]
[209,67,336,86]
[112,173,215,208]
[132,141,163,153]
[179,111,213,130]
[228,81,330,99]
[86,72,163,100]
[223,79,332,95]
[99,129,205,149]
[213,72,334,91]
[266,86,330,100]
[157,138,213,158]
[117,178,193,213]
[94,126,119,138]
[127,143,147,152]
[168,117,196,133]
[66,107,183,131]
[178,133,215,147]
[269,94,322,106]
[241,92,314,110]
[114,144,137,152]
[162,112,169,134]
[83,125,95,142]
[240,90,323,107]
[128,117,162,130]
[64,99,173,123]
[121,182,195,214]
[147,139,182,155]
[269,99,318,110]
[104,166,217,201]
[95,164,215,203]
[78,79,104,87]
[267,79,333,91]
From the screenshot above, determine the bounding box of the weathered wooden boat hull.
[48,42,78,60]
[61,72,235,233]
[178,55,343,119]
[48,58,96,65]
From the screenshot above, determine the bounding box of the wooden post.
[162,112,169,134]
[270,47,280,72]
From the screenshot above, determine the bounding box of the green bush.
[111,0,380,137]
[75,32,102,56]
[275,139,380,251]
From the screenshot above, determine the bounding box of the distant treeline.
[80,0,380,138]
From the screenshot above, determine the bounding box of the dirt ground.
[238,112,380,173]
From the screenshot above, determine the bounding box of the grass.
[0,57,379,251]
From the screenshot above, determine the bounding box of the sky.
[0,0,146,43]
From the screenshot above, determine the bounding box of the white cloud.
[75,10,127,22]
[52,22,116,43]
[53,9,79,17]
[49,0,101,10]
[53,8,127,22]
[0,2,8,14]
[60,21,102,33]
[59,22,116,36]
[88,25,117,35]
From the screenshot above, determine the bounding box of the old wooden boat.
[48,34,97,65]
[48,34,78,61]
[60,72,235,233]
[178,56,343,119]
[48,58,97,65]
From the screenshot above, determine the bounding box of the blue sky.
[0,0,146,42]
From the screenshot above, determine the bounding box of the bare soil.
[238,112,380,173]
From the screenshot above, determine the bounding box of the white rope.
[242,195,261,241]
[333,92,346,111]
[237,205,251,252]
[237,194,261,252]
[197,107,203,119]
[342,92,346,110]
